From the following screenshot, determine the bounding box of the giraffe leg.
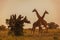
[32,27,35,35]
[39,26,42,33]
[39,26,42,36]
[44,25,48,33]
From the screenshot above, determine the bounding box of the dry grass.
[0,29,60,40]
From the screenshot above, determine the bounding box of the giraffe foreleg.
[32,27,35,35]
[44,25,48,33]
[39,26,42,33]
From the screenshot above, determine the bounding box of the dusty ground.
[0,29,60,40]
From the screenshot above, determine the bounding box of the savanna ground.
[0,29,60,40]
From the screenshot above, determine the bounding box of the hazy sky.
[0,0,60,28]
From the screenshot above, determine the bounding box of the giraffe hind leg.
[44,25,48,33]
[39,26,42,35]
[32,27,35,35]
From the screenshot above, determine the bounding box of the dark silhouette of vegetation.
[6,14,30,36]
[48,22,59,29]
[0,25,6,31]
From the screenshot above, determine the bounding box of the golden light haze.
[0,0,60,28]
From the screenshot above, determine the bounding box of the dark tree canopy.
[6,14,30,36]
[48,22,59,29]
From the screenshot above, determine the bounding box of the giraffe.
[32,8,49,34]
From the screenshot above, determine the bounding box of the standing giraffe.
[32,8,49,34]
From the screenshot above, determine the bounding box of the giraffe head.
[44,10,49,14]
[32,8,37,12]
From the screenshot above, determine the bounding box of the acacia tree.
[5,14,24,36]
[48,22,59,29]
[6,14,30,36]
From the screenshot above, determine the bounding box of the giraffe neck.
[34,10,42,19]
[42,13,46,19]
